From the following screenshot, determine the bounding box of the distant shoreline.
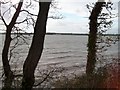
[0,32,120,36]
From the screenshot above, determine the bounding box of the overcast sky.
[0,0,119,34]
[47,0,119,34]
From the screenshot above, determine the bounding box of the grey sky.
[47,0,119,34]
[0,0,119,34]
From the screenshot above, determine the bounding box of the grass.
[1,59,119,89]
[52,67,107,88]
[52,61,120,89]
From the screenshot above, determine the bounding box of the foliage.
[87,1,119,71]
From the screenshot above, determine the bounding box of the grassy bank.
[1,59,119,89]
[52,59,119,89]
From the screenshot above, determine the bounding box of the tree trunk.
[86,1,105,75]
[2,0,23,88]
[22,2,51,89]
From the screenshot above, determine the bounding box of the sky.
[0,0,120,34]
[47,0,119,34]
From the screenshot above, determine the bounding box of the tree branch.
[9,0,23,28]
[33,70,54,87]
[0,16,8,27]
[20,10,37,16]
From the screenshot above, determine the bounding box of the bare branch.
[34,70,54,87]
[0,1,10,4]
[0,16,8,27]
[2,4,17,17]
[20,10,37,16]
[9,1,23,28]
[0,1,8,27]
[16,18,29,24]
[48,15,63,19]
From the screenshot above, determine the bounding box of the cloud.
[47,17,89,34]
[57,1,89,18]
[47,0,91,33]
[0,0,119,34]
[46,0,119,34]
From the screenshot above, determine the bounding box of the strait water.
[0,34,119,76]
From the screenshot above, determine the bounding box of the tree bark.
[86,1,105,75]
[22,2,51,89]
[2,0,23,87]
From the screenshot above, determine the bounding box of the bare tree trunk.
[22,2,51,89]
[2,0,23,88]
[86,1,105,75]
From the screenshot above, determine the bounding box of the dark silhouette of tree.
[22,1,51,89]
[86,0,105,75]
[1,0,23,88]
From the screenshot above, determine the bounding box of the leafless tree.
[1,0,23,88]
[22,1,51,89]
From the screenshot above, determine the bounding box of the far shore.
[0,32,120,36]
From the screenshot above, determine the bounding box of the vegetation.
[86,1,105,75]
[52,59,119,89]
[2,60,118,89]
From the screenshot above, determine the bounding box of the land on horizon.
[0,32,120,36]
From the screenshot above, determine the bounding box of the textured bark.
[2,0,23,87]
[22,2,51,89]
[86,1,105,75]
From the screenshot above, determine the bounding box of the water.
[0,34,119,76]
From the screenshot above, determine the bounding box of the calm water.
[0,34,119,76]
